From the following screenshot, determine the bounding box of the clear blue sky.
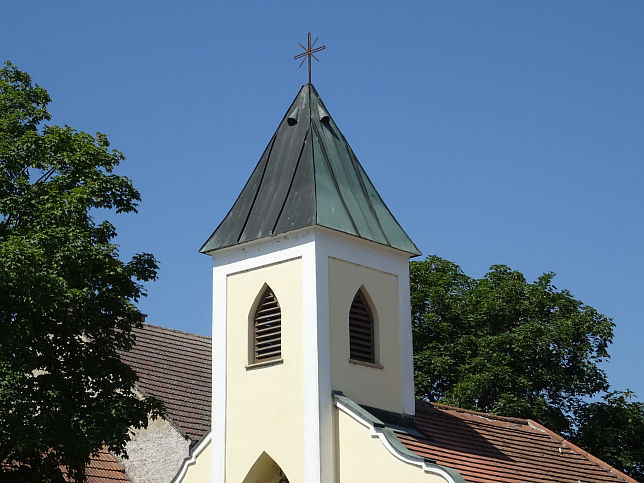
[3,1,643,399]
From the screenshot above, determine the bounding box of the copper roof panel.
[200,84,420,256]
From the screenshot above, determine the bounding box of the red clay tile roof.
[74,448,129,482]
[3,324,212,482]
[120,323,212,444]
[397,400,637,483]
[2,448,129,482]
[81,323,635,483]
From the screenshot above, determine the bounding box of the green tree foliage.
[410,255,643,479]
[572,391,644,481]
[0,62,163,481]
[410,255,614,432]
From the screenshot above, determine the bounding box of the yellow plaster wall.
[179,439,211,483]
[226,258,304,483]
[335,409,449,483]
[328,257,404,413]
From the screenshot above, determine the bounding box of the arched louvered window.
[349,289,375,363]
[253,287,282,363]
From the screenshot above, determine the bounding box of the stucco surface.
[226,257,305,482]
[335,409,449,483]
[117,417,189,483]
[328,257,404,413]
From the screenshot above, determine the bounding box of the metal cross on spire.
[294,32,326,84]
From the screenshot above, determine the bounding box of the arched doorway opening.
[242,451,290,483]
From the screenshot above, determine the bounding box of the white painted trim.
[172,431,212,482]
[335,400,456,483]
[211,266,227,483]
[209,230,322,482]
[210,229,316,270]
[397,261,416,415]
[302,242,322,482]
[313,234,334,483]
[314,228,410,277]
[203,225,417,263]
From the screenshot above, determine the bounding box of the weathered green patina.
[200,84,420,256]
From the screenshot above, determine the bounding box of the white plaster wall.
[116,417,190,483]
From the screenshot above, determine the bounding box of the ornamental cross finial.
[294,32,326,84]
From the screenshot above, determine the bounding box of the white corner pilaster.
[211,265,227,483]
[301,234,334,483]
[398,261,416,415]
[301,241,321,482]
[314,235,334,483]
[210,229,318,483]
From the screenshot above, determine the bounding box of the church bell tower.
[200,83,421,483]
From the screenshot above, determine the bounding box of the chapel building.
[194,82,455,482]
[174,83,633,483]
[80,84,636,483]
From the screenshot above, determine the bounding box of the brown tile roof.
[396,400,637,483]
[75,448,129,482]
[79,323,635,483]
[3,449,129,482]
[120,323,212,444]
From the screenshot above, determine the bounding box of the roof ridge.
[423,400,530,426]
[526,419,638,483]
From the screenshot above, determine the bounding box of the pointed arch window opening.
[349,288,376,364]
[253,286,282,363]
[242,451,290,483]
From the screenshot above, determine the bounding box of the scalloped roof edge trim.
[334,393,465,483]
[171,430,212,483]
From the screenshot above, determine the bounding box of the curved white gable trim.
[335,399,458,483]
[171,431,212,482]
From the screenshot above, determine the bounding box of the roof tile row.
[119,323,212,445]
[397,400,637,483]
[80,323,636,483]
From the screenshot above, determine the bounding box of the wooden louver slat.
[349,290,375,363]
[254,287,281,363]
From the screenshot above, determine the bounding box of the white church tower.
[198,84,461,483]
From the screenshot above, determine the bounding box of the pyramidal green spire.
[200,84,420,256]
